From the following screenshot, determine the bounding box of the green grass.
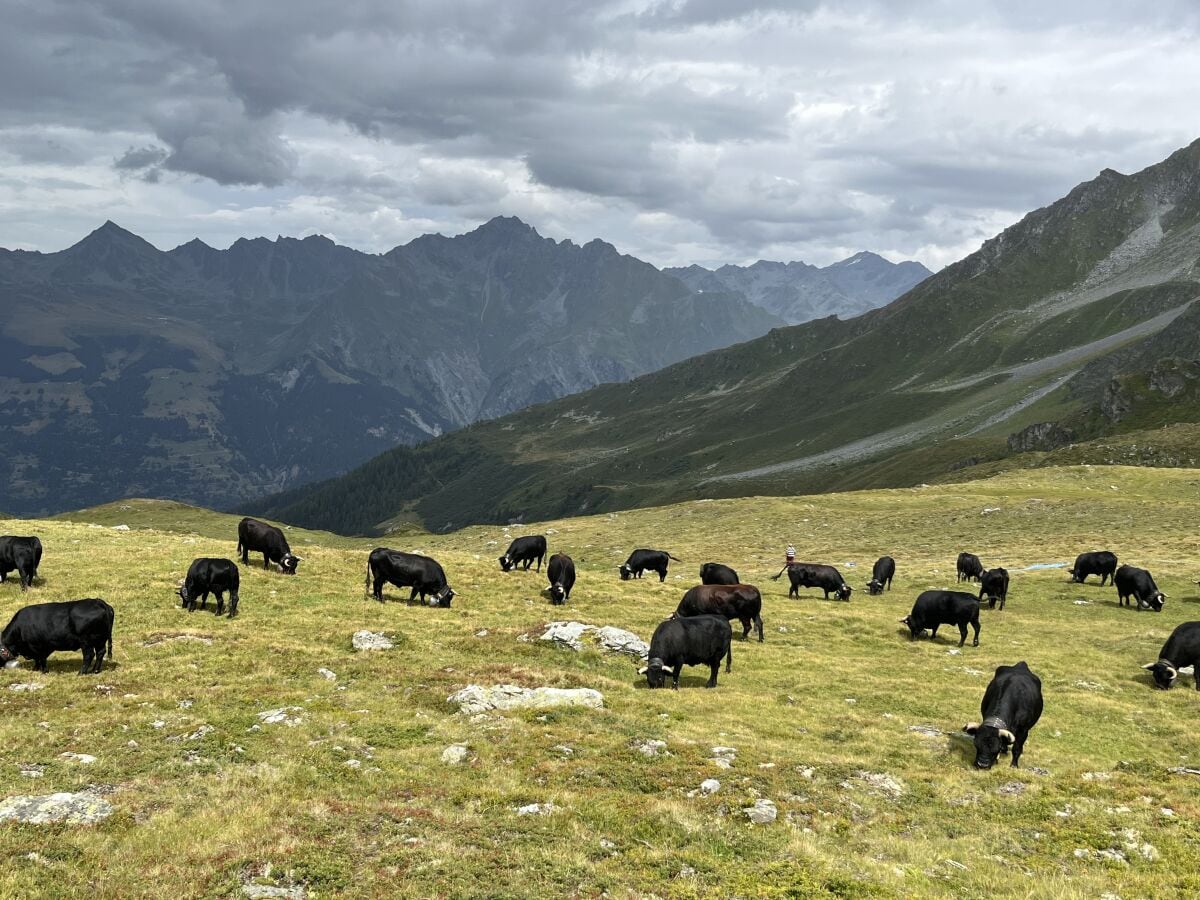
[5,465,1200,897]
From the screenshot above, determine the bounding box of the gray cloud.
[0,1,1197,268]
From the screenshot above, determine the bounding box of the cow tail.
[668,553,681,562]
[725,641,732,673]
[364,558,372,599]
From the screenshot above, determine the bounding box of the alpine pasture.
[2,465,1200,898]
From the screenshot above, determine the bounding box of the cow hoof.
[973,640,980,647]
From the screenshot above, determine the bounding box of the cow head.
[277,554,301,575]
[432,586,455,608]
[837,583,853,602]
[0,644,15,666]
[1139,591,1166,612]
[498,555,514,572]
[176,578,189,604]
[618,564,632,581]
[549,582,566,604]
[867,579,884,595]
[1142,659,1178,689]
[963,718,1015,769]
[899,615,923,639]
[641,657,673,688]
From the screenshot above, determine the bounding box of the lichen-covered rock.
[744,799,777,824]
[351,631,394,651]
[0,791,114,825]
[441,744,470,765]
[539,622,649,658]
[447,684,604,715]
[257,707,303,727]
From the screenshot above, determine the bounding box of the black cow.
[979,568,1010,610]
[867,556,895,595]
[237,517,301,574]
[640,615,732,690]
[1069,550,1118,585]
[782,563,852,601]
[0,598,114,675]
[547,553,576,605]
[963,661,1043,769]
[619,549,680,582]
[956,552,984,583]
[675,583,764,642]
[1114,564,1165,611]
[0,536,42,591]
[1143,621,1200,690]
[901,590,981,647]
[499,535,548,572]
[700,562,740,585]
[365,548,455,606]
[177,558,240,617]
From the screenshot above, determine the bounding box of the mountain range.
[0,217,925,516]
[667,252,931,324]
[250,138,1200,535]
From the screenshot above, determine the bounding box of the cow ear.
[963,722,980,734]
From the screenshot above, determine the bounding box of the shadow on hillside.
[5,658,119,675]
[1175,594,1200,604]
[631,674,725,691]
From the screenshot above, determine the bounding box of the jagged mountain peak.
[63,220,160,257]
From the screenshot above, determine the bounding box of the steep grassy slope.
[4,468,1200,897]
[255,140,1200,535]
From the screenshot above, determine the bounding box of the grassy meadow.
[3,465,1200,897]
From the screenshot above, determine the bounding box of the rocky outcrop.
[447,684,604,715]
[539,622,649,658]
[0,791,114,825]
[1006,422,1077,453]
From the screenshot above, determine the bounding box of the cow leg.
[263,554,270,570]
[999,595,1006,612]
[706,661,719,688]
[672,669,681,690]
[1011,734,1027,768]
[79,646,93,675]
[409,587,418,603]
[92,643,105,674]
[971,619,980,647]
[215,592,225,616]
[537,555,543,572]
[957,623,968,647]
[374,578,385,602]
[930,625,940,640]
[755,614,764,642]
[740,617,751,640]
[229,591,239,618]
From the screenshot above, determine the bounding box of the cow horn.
[660,665,675,674]
[998,729,1016,745]
[1141,663,1157,670]
[963,722,980,734]
[898,617,908,624]
[637,666,648,675]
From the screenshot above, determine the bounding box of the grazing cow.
[237,517,301,574]
[979,568,1010,610]
[639,615,732,690]
[499,535,548,572]
[700,562,740,586]
[0,598,114,675]
[1142,621,1200,690]
[0,536,42,591]
[782,563,852,601]
[177,558,240,617]
[956,552,984,583]
[901,590,981,647]
[547,553,576,605]
[1068,550,1118,585]
[867,556,895,595]
[619,549,680,582]
[963,661,1043,769]
[675,583,764,642]
[365,548,455,606]
[1114,564,1165,611]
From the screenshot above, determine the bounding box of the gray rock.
[59,752,97,765]
[447,684,604,715]
[515,802,559,816]
[743,799,777,824]
[241,884,307,899]
[317,668,337,681]
[699,779,721,795]
[0,791,114,825]
[257,707,303,727]
[633,739,669,758]
[351,631,394,651]
[18,764,44,778]
[855,771,905,798]
[539,621,650,658]
[441,744,470,765]
[996,781,1026,796]
[8,681,44,692]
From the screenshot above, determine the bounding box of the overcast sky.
[1,1,1197,270]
